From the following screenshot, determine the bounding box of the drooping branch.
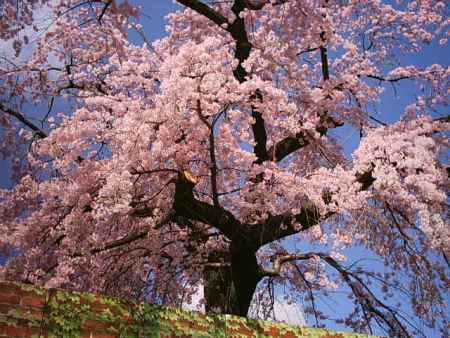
[260,251,412,337]
[293,265,320,327]
[0,103,47,139]
[366,74,411,83]
[320,255,411,337]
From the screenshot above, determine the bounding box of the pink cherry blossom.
[0,1,448,337]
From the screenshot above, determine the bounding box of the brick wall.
[0,281,375,338]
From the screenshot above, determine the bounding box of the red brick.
[173,319,208,333]
[0,302,17,314]
[281,331,303,338]
[0,303,43,319]
[0,286,21,305]
[11,287,39,299]
[21,295,46,308]
[264,327,278,336]
[0,283,22,295]
[227,322,254,337]
[0,322,41,337]
[82,319,113,331]
[83,331,118,338]
[90,299,110,312]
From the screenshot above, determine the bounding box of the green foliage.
[0,283,377,337]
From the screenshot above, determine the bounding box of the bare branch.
[0,103,47,139]
[260,253,315,276]
[176,0,229,27]
[243,0,289,10]
[97,0,112,24]
[260,251,412,336]
[294,265,320,327]
[366,74,411,83]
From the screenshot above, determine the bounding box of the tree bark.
[203,242,262,316]
[229,239,262,316]
[203,248,236,314]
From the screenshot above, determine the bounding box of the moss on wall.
[0,281,377,338]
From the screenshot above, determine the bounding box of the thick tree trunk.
[203,242,262,317]
[203,263,236,314]
[173,173,263,316]
[203,248,237,314]
[229,239,262,316]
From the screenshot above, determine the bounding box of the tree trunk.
[203,262,237,314]
[203,248,237,314]
[203,242,262,316]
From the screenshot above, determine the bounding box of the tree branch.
[264,5,340,163]
[209,114,221,207]
[97,0,112,24]
[260,253,314,276]
[366,74,411,83]
[72,213,176,257]
[251,203,330,247]
[172,170,242,240]
[178,1,269,163]
[252,168,375,245]
[266,116,343,163]
[229,1,270,163]
[260,251,411,336]
[321,255,411,337]
[267,132,309,162]
[172,0,367,249]
[243,0,289,10]
[176,0,229,27]
[320,45,330,81]
[294,265,320,327]
[0,103,47,139]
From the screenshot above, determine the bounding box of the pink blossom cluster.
[0,0,448,336]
